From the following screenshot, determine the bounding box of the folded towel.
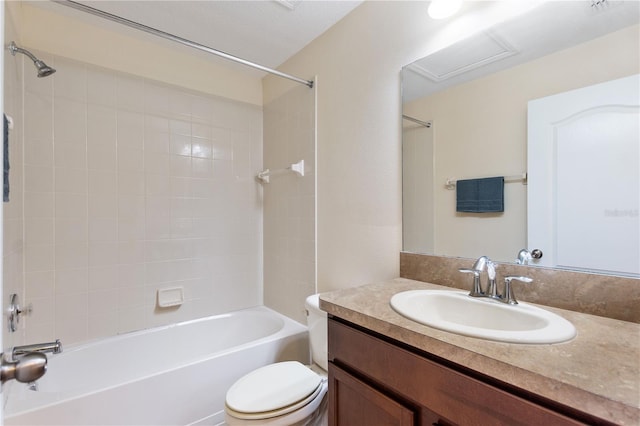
[456,176,504,213]
[3,114,9,203]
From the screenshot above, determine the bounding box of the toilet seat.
[225,361,324,420]
[226,379,324,420]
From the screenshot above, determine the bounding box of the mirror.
[402,1,640,275]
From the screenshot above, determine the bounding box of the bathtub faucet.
[12,339,62,359]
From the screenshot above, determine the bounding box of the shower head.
[8,41,56,78]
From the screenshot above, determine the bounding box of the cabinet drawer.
[329,318,585,426]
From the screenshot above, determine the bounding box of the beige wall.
[263,84,316,323]
[404,24,640,261]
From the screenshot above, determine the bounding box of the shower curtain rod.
[51,0,314,88]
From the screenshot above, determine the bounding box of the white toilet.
[224,294,329,426]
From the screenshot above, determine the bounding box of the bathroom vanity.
[320,279,640,426]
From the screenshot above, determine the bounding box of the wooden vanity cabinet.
[328,317,601,426]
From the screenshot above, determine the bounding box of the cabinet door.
[329,362,415,426]
[329,319,588,426]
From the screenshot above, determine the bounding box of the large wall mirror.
[402,1,639,277]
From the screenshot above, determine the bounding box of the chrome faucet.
[502,276,533,304]
[460,258,533,304]
[515,249,532,265]
[458,256,490,297]
[485,260,499,299]
[12,339,62,360]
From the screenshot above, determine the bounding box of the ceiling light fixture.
[428,0,463,20]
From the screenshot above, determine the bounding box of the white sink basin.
[390,290,576,344]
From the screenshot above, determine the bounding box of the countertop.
[319,278,640,426]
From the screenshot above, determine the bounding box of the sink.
[390,290,576,344]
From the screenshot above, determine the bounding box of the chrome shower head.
[8,41,56,78]
[33,60,56,78]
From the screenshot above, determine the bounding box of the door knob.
[0,352,47,384]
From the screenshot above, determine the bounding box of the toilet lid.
[226,361,322,415]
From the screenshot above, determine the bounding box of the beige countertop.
[319,278,640,426]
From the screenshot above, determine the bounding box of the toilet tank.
[304,294,328,371]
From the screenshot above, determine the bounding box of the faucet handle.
[486,261,499,298]
[502,276,533,305]
[459,268,484,297]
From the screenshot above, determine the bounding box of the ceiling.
[29,1,640,93]
[34,0,363,74]
[404,0,640,101]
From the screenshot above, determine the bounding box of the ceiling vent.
[273,0,303,11]
[407,31,518,82]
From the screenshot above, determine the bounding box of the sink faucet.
[502,276,533,304]
[458,256,490,297]
[12,339,62,360]
[460,258,533,304]
[485,260,499,299]
[516,249,532,265]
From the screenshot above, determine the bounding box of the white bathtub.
[5,306,309,426]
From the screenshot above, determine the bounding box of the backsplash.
[400,252,640,323]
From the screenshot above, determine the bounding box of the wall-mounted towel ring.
[257,160,304,184]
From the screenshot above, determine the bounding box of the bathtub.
[4,306,309,426]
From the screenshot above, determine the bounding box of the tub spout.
[12,339,62,359]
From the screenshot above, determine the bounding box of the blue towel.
[456,177,504,213]
[3,114,9,203]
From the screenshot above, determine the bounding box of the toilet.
[224,294,329,426]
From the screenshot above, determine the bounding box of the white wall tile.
[89,265,118,291]
[88,311,119,339]
[25,218,54,245]
[20,55,264,345]
[55,244,88,269]
[24,138,54,167]
[89,194,118,218]
[55,193,87,218]
[88,242,119,267]
[55,218,88,243]
[55,167,88,193]
[56,267,89,295]
[54,98,87,145]
[25,244,55,272]
[88,144,117,171]
[118,171,145,196]
[25,270,55,299]
[117,111,145,150]
[89,218,118,242]
[88,68,117,107]
[24,192,54,218]
[88,170,117,195]
[25,165,54,192]
[117,147,144,172]
[54,58,87,102]
[116,75,145,112]
[55,140,87,170]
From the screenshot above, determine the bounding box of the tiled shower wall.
[263,84,316,324]
[20,53,263,345]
